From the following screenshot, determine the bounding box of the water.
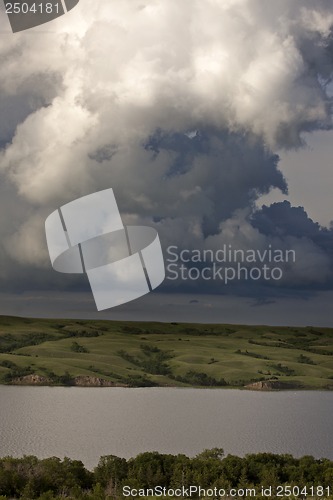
[0,386,332,469]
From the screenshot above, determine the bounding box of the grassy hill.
[0,316,333,389]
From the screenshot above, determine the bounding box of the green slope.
[0,316,333,389]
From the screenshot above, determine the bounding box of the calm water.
[0,386,333,469]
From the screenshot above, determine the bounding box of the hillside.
[0,316,333,389]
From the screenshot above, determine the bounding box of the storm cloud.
[0,0,333,308]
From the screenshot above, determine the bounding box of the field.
[0,316,333,389]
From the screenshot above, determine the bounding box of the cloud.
[1,0,333,185]
[0,0,333,300]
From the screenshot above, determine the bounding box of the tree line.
[1,449,333,499]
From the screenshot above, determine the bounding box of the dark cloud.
[252,201,333,282]
[0,0,333,321]
[0,72,63,146]
[143,128,287,237]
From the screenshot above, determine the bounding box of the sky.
[0,0,333,325]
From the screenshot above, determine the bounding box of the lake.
[0,386,333,469]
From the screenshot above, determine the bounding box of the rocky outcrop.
[11,374,127,387]
[73,376,126,387]
[244,380,298,391]
[12,374,51,385]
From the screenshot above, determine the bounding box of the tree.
[94,455,127,495]
[192,449,225,487]
[196,448,224,461]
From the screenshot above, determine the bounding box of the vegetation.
[297,354,316,365]
[70,341,89,354]
[0,450,333,499]
[170,371,228,386]
[0,316,333,388]
[269,363,295,376]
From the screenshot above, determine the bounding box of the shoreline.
[2,375,332,391]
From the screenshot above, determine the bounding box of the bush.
[70,342,89,354]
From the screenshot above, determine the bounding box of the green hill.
[0,316,333,389]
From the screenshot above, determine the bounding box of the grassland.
[0,315,333,389]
